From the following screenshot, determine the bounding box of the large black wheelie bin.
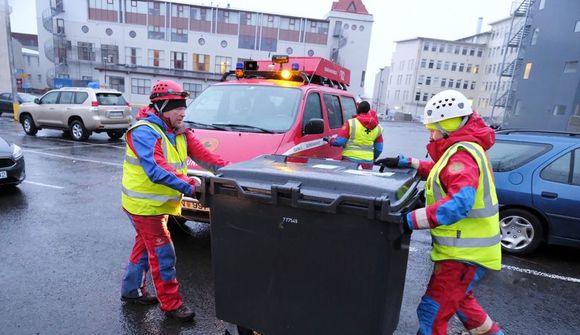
[202,155,422,335]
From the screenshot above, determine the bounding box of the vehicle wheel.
[499,208,544,255]
[70,119,89,141]
[107,129,125,140]
[21,114,38,135]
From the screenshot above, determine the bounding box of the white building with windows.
[384,38,485,118]
[35,0,373,104]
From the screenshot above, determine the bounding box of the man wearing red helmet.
[120,80,228,322]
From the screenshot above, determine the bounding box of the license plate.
[182,199,210,212]
[109,111,123,118]
[0,171,7,179]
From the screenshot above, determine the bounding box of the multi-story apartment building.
[504,0,580,132]
[36,0,373,104]
[384,37,485,118]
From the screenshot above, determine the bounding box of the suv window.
[59,91,74,104]
[0,93,10,100]
[41,92,59,104]
[75,92,88,104]
[488,140,552,172]
[541,152,572,184]
[302,93,323,132]
[97,93,126,106]
[341,96,357,120]
[541,149,580,185]
[324,94,343,129]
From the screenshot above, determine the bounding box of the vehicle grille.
[0,158,15,168]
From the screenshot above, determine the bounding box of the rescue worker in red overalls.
[120,80,228,322]
[376,90,504,335]
[325,100,384,169]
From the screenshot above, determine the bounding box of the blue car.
[487,130,580,255]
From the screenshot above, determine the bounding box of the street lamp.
[377,68,384,112]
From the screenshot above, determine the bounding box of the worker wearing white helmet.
[376,90,504,335]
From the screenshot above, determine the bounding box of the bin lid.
[213,155,420,214]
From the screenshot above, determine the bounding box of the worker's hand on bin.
[189,176,202,195]
[400,212,413,234]
[375,156,400,168]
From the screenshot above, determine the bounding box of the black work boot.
[165,304,195,322]
[121,295,159,305]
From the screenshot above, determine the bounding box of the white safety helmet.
[423,90,472,126]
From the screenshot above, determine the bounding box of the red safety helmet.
[149,80,189,102]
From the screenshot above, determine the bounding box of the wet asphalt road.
[0,114,579,335]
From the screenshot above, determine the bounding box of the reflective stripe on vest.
[122,121,188,216]
[342,118,382,161]
[427,141,501,270]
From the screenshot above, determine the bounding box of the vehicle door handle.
[541,191,558,199]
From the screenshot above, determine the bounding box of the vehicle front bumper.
[0,157,25,186]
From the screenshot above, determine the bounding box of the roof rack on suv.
[496,129,580,137]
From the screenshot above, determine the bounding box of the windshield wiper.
[183,121,227,130]
[212,123,275,134]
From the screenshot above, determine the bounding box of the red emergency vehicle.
[180,56,357,223]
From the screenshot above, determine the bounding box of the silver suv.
[19,87,132,141]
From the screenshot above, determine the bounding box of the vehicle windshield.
[18,93,37,103]
[97,93,127,106]
[184,85,301,133]
[487,140,552,172]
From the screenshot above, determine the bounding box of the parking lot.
[1,114,579,334]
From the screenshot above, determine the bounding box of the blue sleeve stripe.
[331,137,348,147]
[131,127,193,195]
[435,186,477,226]
[374,142,383,158]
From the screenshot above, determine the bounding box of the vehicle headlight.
[12,144,23,160]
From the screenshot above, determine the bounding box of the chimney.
[474,17,483,43]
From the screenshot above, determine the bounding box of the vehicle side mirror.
[34,98,40,104]
[303,118,324,135]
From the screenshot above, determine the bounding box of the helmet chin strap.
[153,100,170,114]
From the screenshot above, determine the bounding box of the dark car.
[487,130,580,255]
[0,135,25,187]
[0,92,37,116]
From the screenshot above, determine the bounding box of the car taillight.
[91,101,99,107]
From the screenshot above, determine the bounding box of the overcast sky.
[9,0,514,95]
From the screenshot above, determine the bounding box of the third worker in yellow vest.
[376,90,504,335]
[325,101,383,169]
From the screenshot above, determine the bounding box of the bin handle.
[209,177,273,203]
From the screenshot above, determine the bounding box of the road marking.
[501,264,580,284]
[26,143,126,151]
[23,180,64,189]
[23,150,123,167]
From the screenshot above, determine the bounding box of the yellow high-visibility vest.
[342,118,382,161]
[121,121,188,216]
[426,141,501,270]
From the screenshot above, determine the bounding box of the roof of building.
[11,32,38,47]
[331,0,370,15]
[395,36,486,46]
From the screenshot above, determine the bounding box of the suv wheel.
[499,208,544,255]
[21,114,38,136]
[107,129,125,140]
[70,119,89,141]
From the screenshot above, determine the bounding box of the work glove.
[400,211,413,234]
[188,176,202,195]
[375,156,400,168]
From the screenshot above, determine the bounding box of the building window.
[459,63,465,72]
[531,28,540,45]
[286,47,293,55]
[215,56,232,73]
[451,62,457,71]
[425,76,431,85]
[448,79,454,88]
[477,48,483,57]
[462,48,467,55]
[523,62,533,79]
[171,51,186,69]
[439,44,445,52]
[431,43,437,52]
[423,42,429,51]
[575,20,580,33]
[428,60,434,69]
[539,0,545,10]
[553,105,566,116]
[129,30,136,38]
[106,28,113,36]
[308,50,315,57]
[101,44,118,63]
[77,42,95,61]
[463,81,468,89]
[422,93,429,102]
[441,78,446,87]
[444,61,450,71]
[148,25,165,40]
[109,76,125,92]
[471,81,476,90]
[192,53,209,72]
[420,59,427,68]
[417,75,424,85]
[56,18,65,34]
[436,60,442,70]
[469,48,475,56]
[466,64,472,73]
[455,79,462,89]
[564,61,578,73]
[183,82,203,99]
[131,78,150,95]
[125,47,140,65]
[81,25,89,33]
[415,91,421,101]
[148,49,164,67]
